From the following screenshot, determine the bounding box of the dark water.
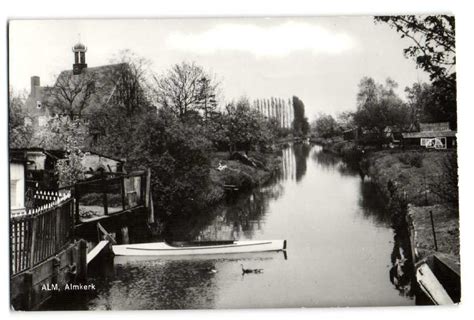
[48,144,415,310]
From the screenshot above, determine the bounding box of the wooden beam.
[86,240,109,264]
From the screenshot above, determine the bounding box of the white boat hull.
[112,240,286,256]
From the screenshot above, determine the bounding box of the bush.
[398,153,424,168]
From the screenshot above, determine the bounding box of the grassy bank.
[366,149,459,263]
[314,136,460,263]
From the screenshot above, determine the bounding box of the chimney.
[30,76,40,97]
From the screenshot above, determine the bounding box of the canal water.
[50,144,415,310]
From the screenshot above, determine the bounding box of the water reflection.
[358,180,392,226]
[280,143,311,182]
[164,181,284,241]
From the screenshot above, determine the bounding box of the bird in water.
[241,264,263,274]
[198,267,217,274]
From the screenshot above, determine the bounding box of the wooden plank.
[102,175,108,216]
[417,263,454,305]
[145,168,151,208]
[86,240,109,264]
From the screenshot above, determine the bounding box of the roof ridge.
[58,62,128,75]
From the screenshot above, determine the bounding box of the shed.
[402,130,457,149]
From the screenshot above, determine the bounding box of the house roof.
[52,63,129,108]
[419,122,450,131]
[9,148,123,163]
[402,130,457,139]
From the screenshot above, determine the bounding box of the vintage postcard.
[8,16,459,310]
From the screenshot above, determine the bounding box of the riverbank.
[367,149,460,264]
[202,151,282,205]
[312,137,460,265]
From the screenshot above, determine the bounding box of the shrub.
[398,153,424,168]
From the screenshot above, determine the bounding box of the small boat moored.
[415,253,461,305]
[112,239,286,256]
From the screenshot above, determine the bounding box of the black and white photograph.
[7,15,461,311]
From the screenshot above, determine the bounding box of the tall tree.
[223,98,275,152]
[375,15,457,128]
[312,113,339,138]
[43,71,96,120]
[353,77,411,145]
[292,96,310,136]
[152,62,219,121]
[87,51,154,159]
[128,108,213,216]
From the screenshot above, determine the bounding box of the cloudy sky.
[9,17,430,120]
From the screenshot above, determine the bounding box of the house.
[10,148,124,190]
[401,122,457,149]
[23,41,138,144]
[343,128,359,141]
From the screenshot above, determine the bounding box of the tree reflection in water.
[164,180,285,241]
[293,143,311,182]
[358,180,392,227]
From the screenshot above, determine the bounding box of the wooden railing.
[71,171,148,223]
[10,193,75,276]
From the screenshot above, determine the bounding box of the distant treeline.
[312,15,456,146]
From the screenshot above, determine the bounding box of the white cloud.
[165,21,356,57]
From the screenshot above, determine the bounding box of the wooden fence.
[72,171,147,222]
[10,193,74,276]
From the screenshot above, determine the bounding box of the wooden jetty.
[10,170,154,310]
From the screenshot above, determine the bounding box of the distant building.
[10,148,124,190]
[343,128,359,141]
[23,41,133,143]
[401,122,457,149]
[24,75,50,129]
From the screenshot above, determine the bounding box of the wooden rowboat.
[112,239,286,256]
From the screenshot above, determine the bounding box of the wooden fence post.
[121,177,126,211]
[145,169,151,209]
[102,174,108,216]
[24,271,33,310]
[74,186,80,224]
[29,217,37,268]
[77,240,88,281]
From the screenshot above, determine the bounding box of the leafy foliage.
[375,15,457,128]
[223,98,276,152]
[87,52,155,159]
[353,77,411,145]
[374,15,455,87]
[128,108,213,216]
[40,117,88,187]
[9,90,33,148]
[312,113,340,138]
[292,96,310,137]
[405,81,457,129]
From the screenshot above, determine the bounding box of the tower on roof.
[72,40,87,75]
